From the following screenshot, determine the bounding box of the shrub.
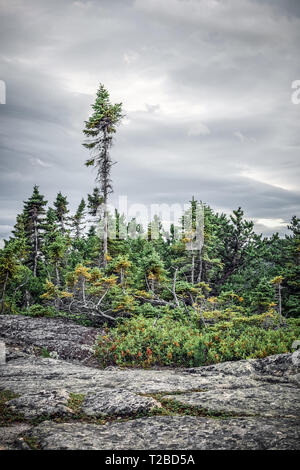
[95,315,205,368]
[95,314,300,368]
[201,320,300,363]
[23,304,57,318]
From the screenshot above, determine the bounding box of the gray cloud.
[0,0,299,240]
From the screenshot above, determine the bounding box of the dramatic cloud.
[0,0,299,240]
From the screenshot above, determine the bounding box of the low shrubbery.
[96,315,205,368]
[95,313,300,368]
[22,304,57,318]
[201,318,299,363]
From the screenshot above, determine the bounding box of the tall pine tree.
[53,192,69,234]
[83,84,123,266]
[22,185,47,277]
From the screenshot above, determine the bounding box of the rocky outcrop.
[0,315,299,450]
[0,314,101,363]
[81,390,161,417]
[1,352,299,396]
[163,384,300,419]
[184,352,300,377]
[0,351,299,449]
[7,390,74,419]
[0,424,32,450]
[0,354,216,395]
[25,416,300,450]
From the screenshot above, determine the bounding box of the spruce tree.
[83,84,123,266]
[71,198,86,239]
[217,207,255,286]
[22,185,47,277]
[0,239,26,312]
[53,192,69,234]
[43,207,69,286]
[87,187,103,217]
[283,216,300,316]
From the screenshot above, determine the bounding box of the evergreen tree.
[43,207,70,286]
[71,198,86,239]
[0,239,26,312]
[83,84,123,266]
[216,207,255,287]
[282,216,300,316]
[87,187,103,217]
[44,208,59,240]
[22,185,47,277]
[53,192,69,234]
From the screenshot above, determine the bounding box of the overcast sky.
[0,0,299,241]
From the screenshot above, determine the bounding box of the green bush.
[95,314,300,368]
[22,304,57,318]
[96,315,205,368]
[201,320,300,363]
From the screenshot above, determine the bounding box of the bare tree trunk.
[278,283,282,325]
[197,249,203,283]
[25,289,30,308]
[191,251,195,284]
[82,277,86,305]
[33,219,38,277]
[103,201,108,268]
[55,262,60,287]
[172,268,179,306]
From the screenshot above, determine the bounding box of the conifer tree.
[11,213,28,263]
[53,192,69,234]
[43,207,69,286]
[0,238,26,312]
[44,208,59,239]
[87,187,103,217]
[217,207,255,286]
[71,198,86,239]
[282,216,300,315]
[22,185,47,277]
[83,84,123,266]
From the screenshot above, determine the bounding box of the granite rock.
[163,383,300,418]
[7,389,74,419]
[27,416,300,450]
[82,389,161,417]
[0,314,100,363]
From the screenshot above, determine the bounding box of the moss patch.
[23,435,41,450]
[0,389,24,426]
[67,393,85,414]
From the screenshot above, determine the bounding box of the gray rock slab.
[289,373,300,387]
[184,352,299,378]
[0,341,5,364]
[0,424,32,450]
[7,389,74,419]
[0,314,100,363]
[27,416,300,450]
[82,390,161,417]
[1,353,299,397]
[163,384,300,419]
[0,355,229,395]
